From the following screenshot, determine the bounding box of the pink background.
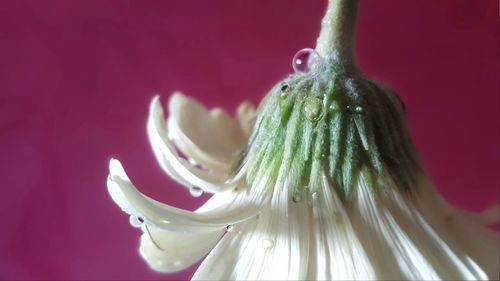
[0,0,498,280]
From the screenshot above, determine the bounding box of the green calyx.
[234,55,421,201]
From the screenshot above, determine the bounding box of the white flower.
[107,0,499,278]
[107,92,499,280]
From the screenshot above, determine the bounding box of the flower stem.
[315,0,359,63]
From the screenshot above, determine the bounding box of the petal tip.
[106,167,138,216]
[108,158,129,180]
[168,92,189,113]
[170,91,186,100]
[150,95,162,110]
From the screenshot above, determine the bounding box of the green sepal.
[234,55,421,202]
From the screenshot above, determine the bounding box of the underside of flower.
[107,91,499,279]
[106,0,499,279]
[238,55,420,201]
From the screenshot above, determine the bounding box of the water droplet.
[355,106,364,113]
[303,97,323,122]
[226,225,234,232]
[329,102,340,111]
[292,48,322,73]
[129,215,144,228]
[262,239,274,249]
[188,158,198,166]
[311,192,319,200]
[189,186,203,197]
[280,83,290,93]
[292,193,302,203]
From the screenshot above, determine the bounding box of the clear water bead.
[329,102,340,111]
[189,186,203,197]
[303,97,323,122]
[262,239,274,249]
[292,48,322,73]
[280,83,290,93]
[188,157,198,166]
[129,215,144,228]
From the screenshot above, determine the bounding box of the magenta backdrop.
[0,0,498,280]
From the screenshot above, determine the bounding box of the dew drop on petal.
[129,215,144,228]
[189,186,203,197]
[187,158,196,166]
[292,48,322,73]
[262,239,274,249]
[311,192,319,200]
[226,225,234,232]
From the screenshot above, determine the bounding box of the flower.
[107,90,499,279]
[107,0,499,279]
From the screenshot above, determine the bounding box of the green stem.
[315,0,359,63]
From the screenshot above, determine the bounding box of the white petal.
[306,174,374,280]
[192,176,312,280]
[107,159,259,232]
[138,225,224,273]
[350,173,494,280]
[108,158,139,216]
[168,93,254,172]
[413,177,499,280]
[461,204,500,226]
[147,96,243,193]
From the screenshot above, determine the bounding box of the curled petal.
[139,226,223,273]
[148,96,243,193]
[107,159,259,232]
[168,93,254,173]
